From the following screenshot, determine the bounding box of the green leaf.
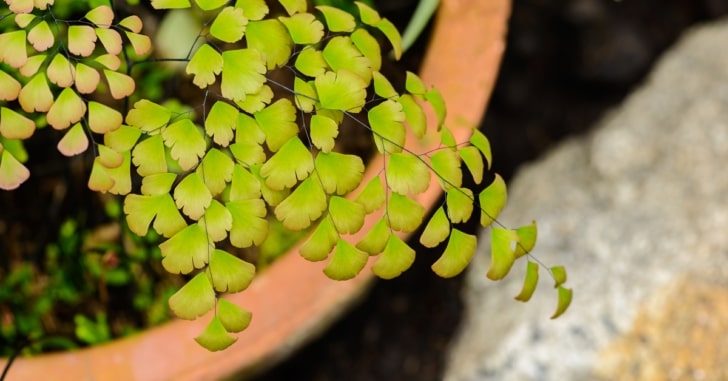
[199,200,232,242]
[314,151,364,195]
[198,148,235,196]
[274,176,327,230]
[0,30,28,68]
[405,71,427,95]
[236,112,265,144]
[470,129,492,170]
[479,174,507,227]
[356,219,390,255]
[300,216,339,261]
[151,0,191,9]
[328,196,365,234]
[255,99,299,152]
[235,0,269,20]
[57,123,89,157]
[351,28,381,72]
[169,272,215,320]
[376,18,402,60]
[162,119,207,171]
[387,192,424,232]
[194,316,237,351]
[46,54,74,88]
[230,140,265,168]
[195,0,227,11]
[315,69,367,112]
[430,149,461,190]
[251,164,290,206]
[279,13,324,44]
[260,137,313,190]
[310,114,338,153]
[446,187,474,224]
[140,173,177,196]
[295,48,328,78]
[372,71,398,100]
[372,234,415,279]
[228,164,261,201]
[89,101,123,134]
[355,1,381,26]
[551,265,567,288]
[279,0,307,15]
[293,77,318,112]
[425,88,446,128]
[386,152,430,195]
[159,224,213,274]
[0,150,29,190]
[227,199,269,248]
[440,126,457,150]
[210,6,247,43]
[514,261,539,302]
[221,48,266,102]
[0,71,21,101]
[369,99,406,154]
[187,44,223,89]
[399,0,438,54]
[399,94,426,139]
[419,206,450,248]
[126,100,171,133]
[514,221,537,258]
[355,175,385,213]
[132,135,168,176]
[486,227,518,280]
[19,72,53,113]
[236,84,273,114]
[551,286,573,319]
[322,36,371,85]
[324,239,368,280]
[217,299,252,333]
[458,146,485,184]
[208,249,255,293]
[104,151,133,195]
[0,108,35,140]
[245,19,292,69]
[46,87,87,130]
[124,193,186,238]
[205,101,238,147]
[316,5,356,32]
[431,229,477,278]
[173,172,212,220]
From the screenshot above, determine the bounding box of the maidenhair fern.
[0,0,572,352]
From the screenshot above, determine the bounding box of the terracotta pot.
[0,1,510,379]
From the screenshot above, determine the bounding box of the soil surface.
[251,1,728,380]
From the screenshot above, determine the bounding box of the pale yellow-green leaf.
[57,123,89,157]
[328,196,365,234]
[18,72,53,113]
[126,99,171,133]
[278,0,307,15]
[426,88,447,129]
[514,221,537,258]
[551,286,573,319]
[430,149,461,191]
[446,187,474,224]
[356,218,389,255]
[245,19,292,70]
[0,30,28,68]
[104,70,135,99]
[46,87,87,130]
[235,0,268,20]
[315,69,367,113]
[217,299,251,333]
[486,227,518,280]
[221,48,266,102]
[355,1,380,26]
[174,172,213,220]
[372,71,398,100]
[162,119,206,171]
[316,5,355,32]
[322,36,371,85]
[351,28,381,72]
[104,123,142,151]
[514,261,539,302]
[0,107,35,139]
[479,174,507,227]
[279,13,324,44]
[205,101,238,147]
[208,249,255,293]
[300,216,338,261]
[419,206,450,248]
[431,229,477,278]
[132,135,167,176]
[387,192,424,232]
[187,44,223,89]
[354,175,385,213]
[160,224,213,274]
[255,98,298,152]
[140,173,177,196]
[27,20,54,51]
[88,101,122,134]
[369,99,406,154]
[210,6,247,43]
[295,48,327,78]
[74,63,100,94]
[235,84,273,114]
[199,200,232,242]
[470,129,492,170]
[372,234,415,279]
[125,31,152,56]
[458,146,485,184]
[259,137,313,190]
[119,15,143,33]
[194,316,237,351]
[386,152,430,195]
[198,148,235,196]
[324,238,368,280]
[95,54,121,70]
[169,273,215,320]
[293,77,317,112]
[0,71,21,101]
[0,150,30,190]
[95,28,122,55]
[405,71,427,95]
[551,265,567,288]
[227,199,269,248]
[376,18,402,60]
[68,25,97,57]
[310,114,338,153]
[274,176,327,230]
[18,54,44,77]
[86,5,114,27]
[228,164,261,201]
[46,54,75,88]
[314,151,364,195]
[195,0,227,11]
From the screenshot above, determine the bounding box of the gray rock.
[445,18,728,381]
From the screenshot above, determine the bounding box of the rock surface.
[445,19,728,381]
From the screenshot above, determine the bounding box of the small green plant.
[0,0,571,353]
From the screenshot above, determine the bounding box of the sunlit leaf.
[315,69,366,112]
[419,206,450,248]
[205,101,237,146]
[309,114,337,152]
[132,135,167,176]
[470,129,492,170]
[27,20,53,51]
[221,48,266,102]
[300,216,338,261]
[429,149,461,191]
[376,18,402,60]
[355,1,380,26]
[169,272,215,319]
[95,28,122,55]
[105,125,142,152]
[514,221,537,258]
[14,13,35,28]
[97,144,123,168]
[356,218,389,255]
[316,5,355,32]
[228,164,261,201]
[57,123,89,156]
[162,118,206,171]
[236,84,273,114]
[314,151,365,194]
[126,99,171,133]
[88,101,122,134]
[227,199,268,247]
[245,19,292,69]
[372,234,414,279]
[278,0,306,15]
[386,152,430,195]
[208,249,255,293]
[446,187,474,224]
[260,137,313,190]
[440,126,457,149]
[369,99,405,154]
[125,31,152,56]
[119,15,143,33]
[198,148,235,196]
[235,0,268,20]
[551,286,573,319]
[323,36,371,84]
[274,176,327,230]
[124,193,186,237]
[104,70,135,99]
[199,200,232,242]
[95,54,121,70]
[151,0,192,9]
[0,30,28,68]
[405,71,426,95]
[68,25,97,57]
[18,72,53,113]
[74,63,100,94]
[458,146,484,184]
[140,173,177,196]
[0,150,30,190]
[88,158,115,192]
[479,174,507,227]
[486,227,518,280]
[387,192,424,232]
[351,28,381,72]
[295,48,327,78]
[426,88,446,128]
[514,261,539,302]
[293,77,317,112]
[174,172,213,220]
[187,44,223,89]
[0,71,21,101]
[279,13,323,44]
[7,0,33,14]
[323,238,368,280]
[551,265,567,288]
[251,164,289,206]
[354,175,385,213]
[46,54,75,88]
[105,151,133,195]
[159,224,213,274]
[46,88,87,130]
[217,299,251,333]
[431,228,476,278]
[229,141,264,168]
[255,98,298,152]
[210,6,247,43]
[18,54,44,77]
[86,5,114,26]
[194,317,236,351]
[195,0,227,11]
[372,71,397,100]
[0,107,35,139]
[328,196,365,234]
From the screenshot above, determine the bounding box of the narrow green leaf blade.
[551,265,567,288]
[470,129,492,170]
[369,99,406,154]
[479,174,507,227]
[551,286,573,319]
[514,221,537,258]
[446,187,474,224]
[458,146,485,184]
[419,206,450,248]
[486,227,518,280]
[431,229,477,278]
[514,261,539,302]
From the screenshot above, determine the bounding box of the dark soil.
[251,1,728,380]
